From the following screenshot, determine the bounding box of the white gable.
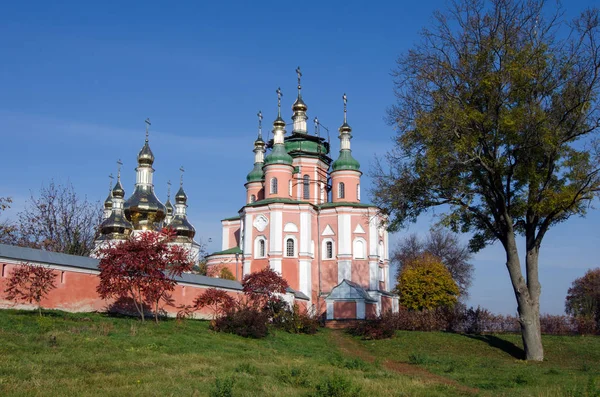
[283,222,298,232]
[354,224,365,234]
[322,224,335,236]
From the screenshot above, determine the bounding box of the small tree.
[96,229,193,323]
[219,267,236,281]
[565,268,600,327]
[0,197,17,244]
[396,253,460,311]
[193,288,235,319]
[242,268,289,317]
[16,181,102,256]
[4,263,57,316]
[393,229,473,297]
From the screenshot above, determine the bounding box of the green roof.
[317,202,375,209]
[264,144,293,166]
[210,246,242,256]
[222,215,241,221]
[245,198,311,208]
[246,163,264,182]
[332,149,361,171]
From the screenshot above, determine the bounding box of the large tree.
[373,0,600,360]
[17,181,102,256]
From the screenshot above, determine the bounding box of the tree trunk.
[503,232,544,361]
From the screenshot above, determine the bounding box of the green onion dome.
[264,144,293,166]
[332,150,361,171]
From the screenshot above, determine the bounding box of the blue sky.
[1,0,598,315]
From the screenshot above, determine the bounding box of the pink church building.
[207,72,399,320]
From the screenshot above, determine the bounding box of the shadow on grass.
[463,334,525,360]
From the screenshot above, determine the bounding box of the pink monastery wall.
[0,259,260,319]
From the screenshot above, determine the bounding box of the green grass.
[359,331,600,396]
[0,310,455,397]
[1,310,598,396]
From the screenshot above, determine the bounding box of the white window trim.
[353,237,367,259]
[254,236,267,258]
[270,178,278,194]
[338,182,345,199]
[303,174,310,199]
[357,184,360,201]
[284,235,298,258]
[322,238,335,260]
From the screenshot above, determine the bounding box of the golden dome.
[100,210,133,238]
[138,141,155,166]
[112,180,125,198]
[292,95,308,112]
[124,186,167,230]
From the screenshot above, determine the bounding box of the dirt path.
[329,330,479,396]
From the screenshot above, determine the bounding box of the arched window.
[303,174,310,199]
[325,241,333,259]
[259,239,265,257]
[338,182,345,199]
[286,238,295,257]
[250,194,256,203]
[289,179,293,196]
[378,241,384,259]
[353,239,365,259]
[357,184,360,201]
[270,178,278,194]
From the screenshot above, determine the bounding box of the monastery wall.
[0,244,307,319]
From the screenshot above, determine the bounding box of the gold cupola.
[99,166,133,239]
[123,119,167,230]
[168,169,196,241]
[291,66,308,134]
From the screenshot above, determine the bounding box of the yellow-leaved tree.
[396,253,460,311]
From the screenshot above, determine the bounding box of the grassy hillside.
[0,310,598,396]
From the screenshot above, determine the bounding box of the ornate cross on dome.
[117,159,123,180]
[314,116,319,136]
[144,118,151,142]
[343,93,348,123]
[108,173,114,191]
[179,166,185,186]
[296,66,302,91]
[276,87,282,117]
[257,110,263,138]
[167,180,172,199]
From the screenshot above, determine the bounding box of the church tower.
[124,119,167,231]
[97,162,133,244]
[245,111,266,204]
[331,94,361,203]
[263,88,294,199]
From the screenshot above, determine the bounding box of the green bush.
[314,374,362,397]
[209,376,234,397]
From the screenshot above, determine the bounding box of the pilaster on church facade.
[206,69,398,320]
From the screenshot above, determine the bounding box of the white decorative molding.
[354,224,365,234]
[253,214,269,232]
[284,222,298,232]
[353,237,367,259]
[322,238,335,260]
[338,214,352,255]
[337,260,352,283]
[322,224,335,236]
[269,258,282,273]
